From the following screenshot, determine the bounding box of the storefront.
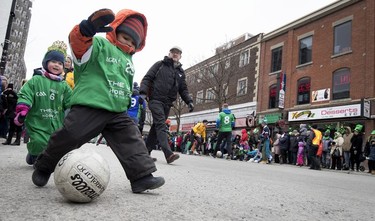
[287,103,371,136]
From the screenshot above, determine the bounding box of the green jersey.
[217,109,235,132]
[71,37,133,113]
[17,73,72,155]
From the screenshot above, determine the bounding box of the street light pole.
[0,0,17,76]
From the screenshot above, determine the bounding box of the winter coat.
[342,127,353,152]
[289,135,299,153]
[279,133,289,151]
[366,144,375,161]
[2,88,18,118]
[140,57,192,106]
[330,145,342,157]
[273,134,281,155]
[350,133,363,155]
[69,9,147,112]
[322,136,333,152]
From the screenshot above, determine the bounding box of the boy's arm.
[69,9,115,59]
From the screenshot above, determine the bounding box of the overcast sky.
[24,0,337,83]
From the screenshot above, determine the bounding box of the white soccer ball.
[216,151,223,158]
[54,147,110,203]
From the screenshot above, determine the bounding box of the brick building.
[174,33,262,132]
[0,0,32,91]
[257,0,374,136]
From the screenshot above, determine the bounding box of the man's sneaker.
[26,153,37,165]
[32,169,51,187]
[193,150,199,155]
[166,153,180,164]
[131,174,165,193]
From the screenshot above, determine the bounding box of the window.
[196,90,204,104]
[269,84,277,109]
[225,59,230,69]
[223,83,228,97]
[333,21,352,54]
[297,78,311,105]
[271,47,282,72]
[332,68,350,100]
[239,50,249,67]
[299,36,312,65]
[206,88,215,102]
[237,77,247,96]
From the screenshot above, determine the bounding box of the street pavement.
[0,139,374,221]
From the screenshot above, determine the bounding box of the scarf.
[42,69,63,81]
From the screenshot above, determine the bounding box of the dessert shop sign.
[288,104,361,121]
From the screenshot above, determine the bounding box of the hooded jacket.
[342,126,353,152]
[68,9,147,112]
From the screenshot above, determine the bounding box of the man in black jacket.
[140,46,194,164]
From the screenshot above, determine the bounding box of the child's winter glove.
[79,9,115,37]
[14,104,30,126]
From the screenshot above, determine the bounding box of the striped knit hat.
[116,16,145,49]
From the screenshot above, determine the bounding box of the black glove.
[188,103,194,112]
[79,9,115,37]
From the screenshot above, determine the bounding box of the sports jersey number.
[224,116,231,124]
[130,97,137,108]
[50,93,55,100]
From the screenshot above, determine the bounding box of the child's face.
[117,33,136,50]
[64,58,72,69]
[47,60,64,75]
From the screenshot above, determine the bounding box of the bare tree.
[170,96,185,133]
[189,48,247,112]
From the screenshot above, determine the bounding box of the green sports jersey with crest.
[71,36,133,113]
[17,73,72,155]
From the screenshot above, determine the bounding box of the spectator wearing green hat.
[342,126,353,170]
[322,129,333,168]
[350,124,363,171]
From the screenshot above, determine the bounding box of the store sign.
[288,104,361,121]
[181,123,195,131]
[363,99,370,119]
[312,88,330,102]
[278,71,286,109]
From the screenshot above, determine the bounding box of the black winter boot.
[2,135,12,145]
[11,129,22,145]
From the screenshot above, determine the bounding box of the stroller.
[358,153,368,172]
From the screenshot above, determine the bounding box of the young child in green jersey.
[15,41,72,165]
[32,8,165,193]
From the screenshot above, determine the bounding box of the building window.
[237,77,247,96]
[225,59,230,69]
[206,88,215,102]
[333,21,352,54]
[271,46,282,72]
[239,50,249,67]
[196,90,204,104]
[269,84,277,109]
[297,77,310,105]
[332,68,350,100]
[299,36,312,65]
[223,83,228,97]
